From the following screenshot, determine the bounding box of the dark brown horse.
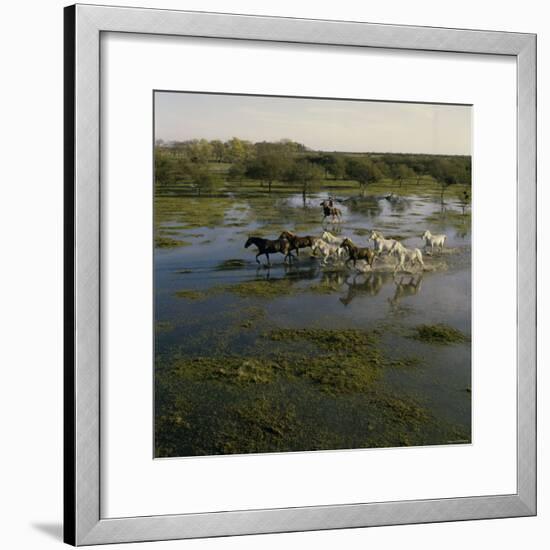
[320,200,342,222]
[340,238,377,269]
[245,236,293,266]
[279,231,315,257]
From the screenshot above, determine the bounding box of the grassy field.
[156,165,470,201]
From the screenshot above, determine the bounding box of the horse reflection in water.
[388,274,424,311]
[339,272,393,306]
[338,272,424,309]
[255,259,321,282]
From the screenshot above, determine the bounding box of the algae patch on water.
[174,289,212,301]
[411,323,469,345]
[224,278,298,299]
[155,320,174,333]
[215,259,248,271]
[155,235,192,249]
[219,398,299,455]
[266,328,386,394]
[173,356,279,385]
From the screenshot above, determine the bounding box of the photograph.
[153,91,472,458]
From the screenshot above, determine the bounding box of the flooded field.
[154,187,471,457]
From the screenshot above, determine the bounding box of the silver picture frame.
[64,3,536,545]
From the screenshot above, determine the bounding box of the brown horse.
[340,238,377,269]
[320,200,342,222]
[245,236,293,266]
[279,231,315,257]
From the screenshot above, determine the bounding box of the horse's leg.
[255,252,261,264]
[265,252,271,267]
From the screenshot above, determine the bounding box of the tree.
[319,154,347,180]
[154,149,171,186]
[429,158,458,202]
[226,137,253,164]
[392,163,415,187]
[188,139,213,163]
[285,159,324,204]
[277,138,307,153]
[345,157,383,190]
[245,142,293,193]
[210,140,226,162]
[459,189,471,215]
[188,163,221,196]
[227,162,246,182]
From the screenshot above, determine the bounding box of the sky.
[155,92,471,156]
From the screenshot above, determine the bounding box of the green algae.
[174,289,211,301]
[154,322,468,456]
[173,356,278,386]
[265,328,386,394]
[388,356,423,368]
[155,235,192,249]
[155,320,174,333]
[218,399,299,455]
[155,196,235,227]
[267,327,378,349]
[215,259,248,271]
[411,324,469,345]
[224,278,298,299]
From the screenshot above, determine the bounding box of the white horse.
[321,231,345,246]
[370,231,398,254]
[422,230,446,254]
[389,241,424,273]
[312,238,347,265]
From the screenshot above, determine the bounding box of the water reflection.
[256,261,321,282]
[388,274,424,310]
[339,272,391,305]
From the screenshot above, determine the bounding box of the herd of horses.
[244,228,447,273]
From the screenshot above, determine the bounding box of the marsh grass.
[155,320,174,333]
[215,259,248,270]
[173,289,211,300]
[155,235,192,249]
[411,324,469,345]
[223,278,299,299]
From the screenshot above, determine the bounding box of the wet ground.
[154,188,471,457]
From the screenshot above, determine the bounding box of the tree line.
[154,138,471,199]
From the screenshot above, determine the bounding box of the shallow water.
[154,189,471,457]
